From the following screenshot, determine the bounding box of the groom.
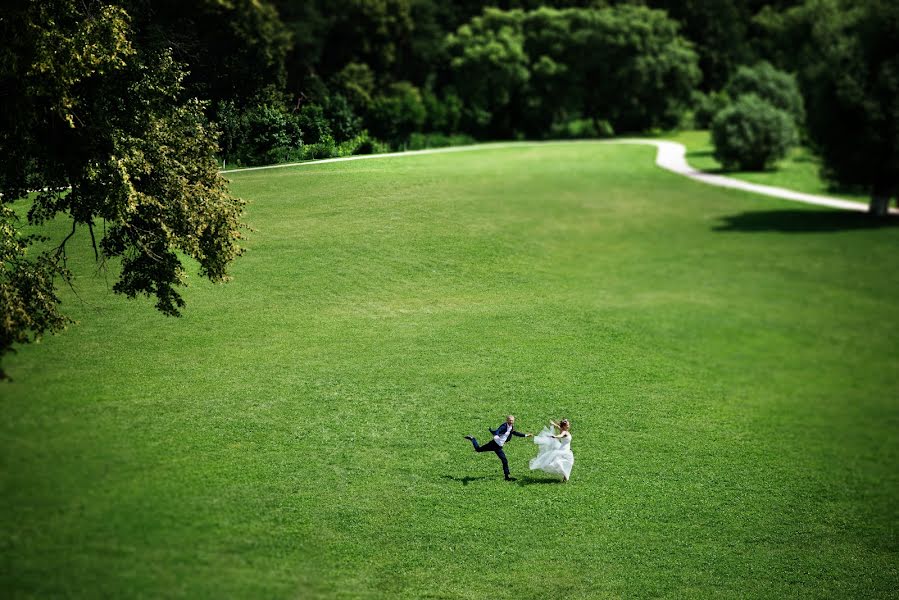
[465,415,532,481]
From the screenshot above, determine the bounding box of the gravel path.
[609,139,896,214]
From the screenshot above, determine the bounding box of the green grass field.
[2,143,898,598]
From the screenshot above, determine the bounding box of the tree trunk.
[869,184,893,217]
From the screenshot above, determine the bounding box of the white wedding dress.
[529,427,574,480]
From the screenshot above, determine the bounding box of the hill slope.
[3,144,898,598]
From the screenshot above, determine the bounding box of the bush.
[302,133,337,160]
[725,62,805,126]
[549,118,614,139]
[330,62,376,113]
[406,132,476,150]
[214,100,245,163]
[324,94,363,142]
[711,94,798,171]
[215,103,303,166]
[367,81,427,148]
[336,131,390,156]
[423,90,464,134]
[296,103,331,145]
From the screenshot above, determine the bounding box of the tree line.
[1,0,896,377]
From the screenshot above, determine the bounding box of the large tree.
[645,0,752,91]
[760,0,899,215]
[0,1,246,378]
[446,9,532,137]
[124,0,292,109]
[446,6,700,137]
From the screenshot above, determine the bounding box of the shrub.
[296,103,332,145]
[335,131,390,156]
[725,62,805,126]
[255,106,303,165]
[407,132,476,150]
[302,133,337,160]
[549,118,614,139]
[214,100,245,164]
[367,81,427,148]
[324,94,363,142]
[423,90,464,134]
[218,104,303,166]
[330,62,376,113]
[711,94,798,171]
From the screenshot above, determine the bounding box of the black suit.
[468,423,526,478]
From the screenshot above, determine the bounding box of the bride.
[529,419,574,482]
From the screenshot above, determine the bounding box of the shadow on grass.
[686,151,790,175]
[515,475,564,486]
[714,209,899,233]
[686,151,726,173]
[441,475,495,486]
[687,150,714,159]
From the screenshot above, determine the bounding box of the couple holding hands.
[465,415,574,482]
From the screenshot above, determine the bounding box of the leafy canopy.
[757,0,899,213]
[0,0,246,378]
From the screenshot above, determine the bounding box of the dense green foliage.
[3,145,898,597]
[0,206,72,380]
[756,0,899,213]
[446,6,701,137]
[368,82,427,146]
[645,0,753,90]
[707,62,802,172]
[0,1,246,375]
[123,0,291,108]
[711,94,799,170]
[725,62,805,126]
[692,90,731,129]
[197,2,706,163]
[217,102,304,166]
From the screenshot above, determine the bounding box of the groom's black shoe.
[464,435,474,441]
[505,476,517,481]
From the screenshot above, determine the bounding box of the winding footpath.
[223,139,897,215]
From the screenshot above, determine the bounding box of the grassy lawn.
[2,143,898,598]
[665,130,871,204]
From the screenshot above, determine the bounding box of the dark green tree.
[125,0,292,109]
[446,9,531,137]
[0,1,246,378]
[275,0,414,91]
[645,0,753,91]
[572,5,702,132]
[368,82,427,147]
[447,6,700,136]
[759,0,899,215]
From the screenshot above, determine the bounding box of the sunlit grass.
[2,143,897,598]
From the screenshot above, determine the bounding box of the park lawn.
[2,143,898,598]
[665,130,871,204]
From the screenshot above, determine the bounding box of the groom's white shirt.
[494,425,513,447]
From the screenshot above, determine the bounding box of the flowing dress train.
[529,426,573,480]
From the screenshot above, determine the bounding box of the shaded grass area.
[2,144,898,598]
[666,130,871,203]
